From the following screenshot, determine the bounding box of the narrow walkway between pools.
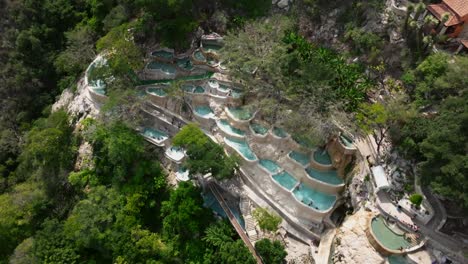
[208,182,263,264]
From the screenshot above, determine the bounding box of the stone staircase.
[240,196,260,243]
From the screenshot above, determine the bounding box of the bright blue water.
[151,50,174,59]
[289,151,310,166]
[147,87,167,97]
[273,171,298,191]
[259,159,282,174]
[143,128,168,141]
[313,148,332,165]
[202,190,245,229]
[218,119,245,136]
[147,62,176,74]
[250,123,268,135]
[194,106,213,117]
[224,137,257,161]
[272,127,288,138]
[293,183,336,211]
[306,167,343,185]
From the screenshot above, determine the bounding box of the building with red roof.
[426,0,468,38]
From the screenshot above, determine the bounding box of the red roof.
[443,0,468,18]
[461,39,468,48]
[427,3,463,26]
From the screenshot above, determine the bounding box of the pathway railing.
[208,182,263,264]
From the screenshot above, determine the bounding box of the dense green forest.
[0,0,467,262]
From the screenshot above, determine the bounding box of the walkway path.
[208,182,263,264]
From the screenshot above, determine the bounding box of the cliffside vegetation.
[0,0,467,262]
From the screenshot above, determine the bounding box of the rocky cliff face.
[331,209,385,264]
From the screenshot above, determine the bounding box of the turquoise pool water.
[340,135,354,148]
[272,127,288,138]
[177,57,193,70]
[371,216,412,251]
[194,86,205,93]
[218,119,245,137]
[202,190,245,229]
[143,128,168,141]
[224,137,257,161]
[151,50,174,59]
[147,87,167,97]
[293,183,336,211]
[194,106,214,117]
[250,123,268,135]
[147,62,176,74]
[228,107,252,120]
[194,50,206,61]
[306,167,343,185]
[259,159,282,174]
[313,148,332,165]
[289,151,309,166]
[273,171,298,191]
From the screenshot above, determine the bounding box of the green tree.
[252,208,282,233]
[409,193,423,207]
[0,181,47,259]
[255,238,287,264]
[173,124,239,179]
[356,102,389,159]
[161,181,213,260]
[33,219,79,264]
[96,22,143,75]
[86,121,145,184]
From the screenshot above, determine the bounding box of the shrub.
[252,208,281,233]
[409,193,423,206]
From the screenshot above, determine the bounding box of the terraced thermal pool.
[250,123,268,135]
[224,137,257,161]
[371,216,412,251]
[147,87,167,97]
[259,159,282,174]
[306,167,343,185]
[217,119,245,137]
[142,128,168,142]
[313,148,332,165]
[289,151,310,166]
[293,183,336,211]
[340,134,354,148]
[272,127,288,138]
[227,107,252,120]
[194,106,214,118]
[273,171,298,191]
[147,62,176,74]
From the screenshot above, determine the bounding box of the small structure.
[426,0,468,38]
[371,166,391,193]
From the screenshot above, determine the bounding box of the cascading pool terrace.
[84,32,358,242]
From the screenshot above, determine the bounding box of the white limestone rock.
[333,209,385,264]
[277,0,289,9]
